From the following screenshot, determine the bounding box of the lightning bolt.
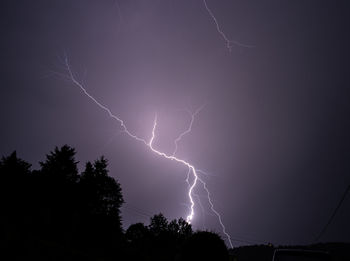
[203,0,254,51]
[183,169,207,230]
[173,107,209,231]
[62,54,233,248]
[172,106,205,157]
[148,114,198,223]
[198,177,233,247]
[65,56,148,146]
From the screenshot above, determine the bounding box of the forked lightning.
[63,54,234,248]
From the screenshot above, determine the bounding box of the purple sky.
[1,0,350,246]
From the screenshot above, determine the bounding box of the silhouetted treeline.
[125,213,229,260]
[0,145,229,261]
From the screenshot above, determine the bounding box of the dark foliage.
[2,146,348,261]
[125,213,194,260]
[0,145,231,261]
[179,231,229,261]
[0,145,124,260]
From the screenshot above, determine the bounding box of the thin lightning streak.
[203,0,254,51]
[194,192,207,230]
[197,168,218,178]
[64,55,148,146]
[62,55,233,247]
[198,177,233,248]
[185,168,191,188]
[172,106,205,156]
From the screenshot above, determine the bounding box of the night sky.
[1,0,350,247]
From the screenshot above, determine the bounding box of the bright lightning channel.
[62,55,233,248]
[173,108,208,230]
[148,114,198,223]
[203,0,254,51]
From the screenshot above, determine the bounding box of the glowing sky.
[1,0,350,246]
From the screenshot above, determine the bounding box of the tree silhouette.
[78,157,124,253]
[126,222,150,242]
[149,213,169,236]
[39,145,79,182]
[180,231,229,261]
[0,151,31,208]
[33,145,80,244]
[125,213,193,261]
[0,151,31,176]
[126,222,151,259]
[168,217,192,239]
[0,147,226,260]
[1,146,127,260]
[80,157,123,221]
[1,146,349,260]
[0,151,32,259]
